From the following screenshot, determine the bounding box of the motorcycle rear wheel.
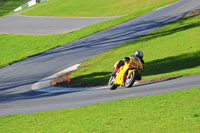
[108,76,118,90]
[125,71,136,87]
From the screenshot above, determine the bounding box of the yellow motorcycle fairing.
[115,62,129,86]
[114,56,143,86]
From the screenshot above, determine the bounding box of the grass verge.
[0,0,26,17]
[66,11,200,87]
[22,0,175,17]
[0,1,177,68]
[0,87,199,132]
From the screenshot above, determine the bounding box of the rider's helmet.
[135,51,144,60]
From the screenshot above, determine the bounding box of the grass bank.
[0,87,199,132]
[22,0,175,17]
[0,0,26,17]
[0,1,176,68]
[67,11,200,87]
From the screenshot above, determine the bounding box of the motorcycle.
[108,56,144,90]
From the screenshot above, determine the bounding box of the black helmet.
[135,51,143,59]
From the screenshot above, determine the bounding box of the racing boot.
[136,73,142,80]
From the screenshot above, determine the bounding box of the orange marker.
[66,76,71,82]
[170,0,172,4]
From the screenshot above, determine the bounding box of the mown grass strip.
[0,87,199,132]
[0,0,176,68]
[0,0,26,17]
[22,0,175,17]
[68,12,200,87]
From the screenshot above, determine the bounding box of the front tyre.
[125,71,136,87]
[108,76,118,90]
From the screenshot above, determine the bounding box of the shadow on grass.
[67,51,200,87]
[124,15,200,46]
[143,51,200,76]
[57,72,110,88]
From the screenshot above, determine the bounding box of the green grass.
[0,0,26,17]
[68,13,200,87]
[0,1,176,68]
[22,0,175,17]
[0,87,199,132]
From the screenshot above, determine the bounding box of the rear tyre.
[125,71,136,87]
[108,76,118,90]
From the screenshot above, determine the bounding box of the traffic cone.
[170,0,172,4]
[66,76,71,82]
[66,75,71,87]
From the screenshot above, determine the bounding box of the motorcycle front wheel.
[125,71,136,87]
[108,76,118,90]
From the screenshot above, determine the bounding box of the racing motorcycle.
[108,56,144,90]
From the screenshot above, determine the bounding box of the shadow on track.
[0,87,75,103]
[25,13,190,61]
[0,72,71,103]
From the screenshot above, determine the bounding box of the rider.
[110,51,144,80]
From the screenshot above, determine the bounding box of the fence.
[13,0,48,12]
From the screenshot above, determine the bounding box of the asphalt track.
[0,0,200,116]
[0,15,119,35]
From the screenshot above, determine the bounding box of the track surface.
[0,15,118,35]
[0,0,200,116]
